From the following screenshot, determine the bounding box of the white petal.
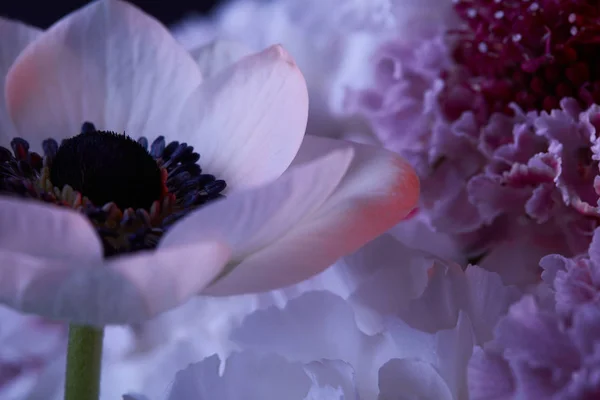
[0,242,230,325]
[0,196,102,261]
[385,317,437,362]
[107,338,220,399]
[0,19,41,145]
[231,291,396,398]
[206,136,419,295]
[161,147,354,293]
[167,353,312,400]
[378,359,454,400]
[464,266,521,345]
[399,260,468,333]
[189,39,254,78]
[385,313,476,400]
[434,312,475,399]
[390,214,466,264]
[347,233,431,333]
[304,360,359,400]
[129,294,257,354]
[176,44,308,191]
[5,0,202,147]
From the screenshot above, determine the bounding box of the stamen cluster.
[443,0,600,122]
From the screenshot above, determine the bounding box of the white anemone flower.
[0,0,419,326]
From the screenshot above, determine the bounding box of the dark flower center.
[0,122,227,257]
[442,0,600,122]
[50,128,163,210]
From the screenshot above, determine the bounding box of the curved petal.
[390,214,466,263]
[5,0,202,148]
[0,18,41,146]
[167,353,312,400]
[378,359,454,400]
[176,44,308,191]
[231,291,394,398]
[347,234,432,333]
[160,147,355,293]
[161,352,358,400]
[0,196,102,261]
[205,136,419,294]
[434,312,475,399]
[0,242,230,325]
[464,266,521,345]
[189,39,254,79]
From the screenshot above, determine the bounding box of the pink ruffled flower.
[468,227,600,399]
[348,0,600,266]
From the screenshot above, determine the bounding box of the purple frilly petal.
[351,22,600,265]
[495,296,580,370]
[469,228,600,398]
[468,346,514,400]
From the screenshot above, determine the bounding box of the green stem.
[64,324,104,400]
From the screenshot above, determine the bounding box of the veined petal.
[0,196,102,261]
[160,148,354,293]
[189,39,254,79]
[205,136,419,295]
[0,18,41,146]
[5,0,202,148]
[0,242,230,325]
[176,44,308,192]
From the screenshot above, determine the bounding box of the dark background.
[0,1,222,28]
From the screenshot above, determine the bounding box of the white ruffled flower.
[121,233,519,399]
[124,353,358,400]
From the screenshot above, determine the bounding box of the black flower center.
[50,126,163,210]
[443,0,600,122]
[0,122,227,257]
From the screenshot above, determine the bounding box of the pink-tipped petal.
[5,0,202,147]
[176,44,308,191]
[160,147,354,293]
[0,18,41,146]
[206,136,418,295]
[163,135,418,295]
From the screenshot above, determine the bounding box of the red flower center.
[441,0,600,122]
